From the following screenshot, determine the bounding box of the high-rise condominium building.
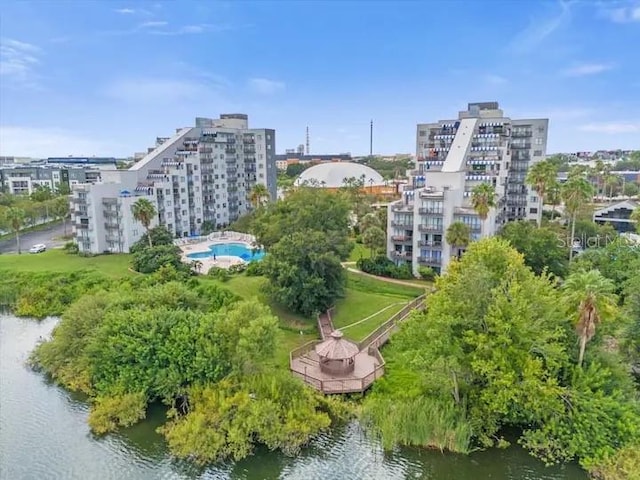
[71,114,276,254]
[387,102,548,275]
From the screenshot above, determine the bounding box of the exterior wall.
[75,115,276,253]
[392,102,548,275]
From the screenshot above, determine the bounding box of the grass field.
[348,242,372,262]
[0,249,134,278]
[1,250,424,366]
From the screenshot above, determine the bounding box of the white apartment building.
[387,102,548,275]
[71,114,276,254]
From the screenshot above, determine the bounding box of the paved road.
[0,221,67,254]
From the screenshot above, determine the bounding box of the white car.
[29,244,47,254]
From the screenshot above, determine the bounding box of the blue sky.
[1,0,639,158]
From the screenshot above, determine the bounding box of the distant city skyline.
[1,0,639,158]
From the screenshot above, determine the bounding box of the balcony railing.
[391,221,412,228]
[511,130,532,138]
[391,251,413,259]
[392,204,414,212]
[418,207,443,215]
[391,235,412,242]
[418,224,443,232]
[511,143,532,149]
[418,240,442,248]
[418,256,442,265]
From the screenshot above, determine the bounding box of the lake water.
[0,315,587,480]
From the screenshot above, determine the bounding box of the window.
[537,126,545,133]
[535,138,543,145]
[267,144,271,150]
[530,196,538,203]
[181,176,185,182]
[193,165,198,170]
[167,212,173,218]
[182,210,187,215]
[267,134,271,140]
[419,130,426,136]
[167,200,172,206]
[533,150,543,156]
[181,199,186,204]
[530,207,538,214]
[165,189,171,194]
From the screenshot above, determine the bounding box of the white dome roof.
[295,162,385,188]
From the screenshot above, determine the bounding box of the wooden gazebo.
[314,330,359,375]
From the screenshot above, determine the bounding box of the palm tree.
[470,183,496,237]
[131,198,157,248]
[4,207,25,254]
[547,179,562,220]
[563,270,617,367]
[561,175,594,260]
[446,221,471,259]
[593,160,605,200]
[249,184,270,209]
[631,207,640,234]
[604,173,620,201]
[526,161,558,227]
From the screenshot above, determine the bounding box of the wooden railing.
[289,294,427,394]
[357,294,426,351]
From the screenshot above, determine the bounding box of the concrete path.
[342,264,428,289]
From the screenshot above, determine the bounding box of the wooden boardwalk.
[289,295,426,394]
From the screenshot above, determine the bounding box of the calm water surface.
[0,315,587,480]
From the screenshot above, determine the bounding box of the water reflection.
[0,315,587,480]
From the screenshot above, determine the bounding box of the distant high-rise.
[387,102,548,274]
[71,115,276,254]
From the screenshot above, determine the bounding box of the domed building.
[294,162,395,195]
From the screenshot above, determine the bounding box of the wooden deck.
[289,295,426,394]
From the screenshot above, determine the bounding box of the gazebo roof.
[315,330,359,360]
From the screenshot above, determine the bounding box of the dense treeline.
[363,238,640,478]
[0,265,341,461]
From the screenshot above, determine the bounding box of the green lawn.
[348,242,372,262]
[331,272,423,341]
[0,249,134,278]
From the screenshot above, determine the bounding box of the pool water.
[186,242,265,261]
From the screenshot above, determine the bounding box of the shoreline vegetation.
[2,185,639,479]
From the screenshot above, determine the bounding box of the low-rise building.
[593,200,639,234]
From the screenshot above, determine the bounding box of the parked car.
[29,244,47,254]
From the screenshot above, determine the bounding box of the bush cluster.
[357,255,413,279]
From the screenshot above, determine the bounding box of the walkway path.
[341,263,428,289]
[317,309,334,340]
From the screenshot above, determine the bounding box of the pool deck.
[178,232,259,273]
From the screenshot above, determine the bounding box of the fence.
[357,294,426,351]
[173,231,257,247]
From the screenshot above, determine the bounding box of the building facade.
[71,114,276,254]
[0,164,102,195]
[387,102,548,275]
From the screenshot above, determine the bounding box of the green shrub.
[208,266,230,282]
[63,241,79,254]
[228,263,247,275]
[418,266,436,281]
[131,244,186,274]
[357,255,414,280]
[245,261,265,276]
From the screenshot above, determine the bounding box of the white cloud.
[104,78,210,103]
[508,1,572,54]
[138,20,168,29]
[484,74,508,85]
[114,8,136,14]
[0,126,115,157]
[579,122,640,134]
[0,38,41,83]
[562,63,614,76]
[248,78,285,95]
[602,3,640,23]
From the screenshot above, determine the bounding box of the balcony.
[418,207,443,215]
[391,221,412,228]
[391,235,412,242]
[511,143,532,149]
[418,240,442,248]
[511,130,532,138]
[391,251,413,260]
[225,148,237,154]
[418,256,442,266]
[418,224,443,232]
[392,204,414,212]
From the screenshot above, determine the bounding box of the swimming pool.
[186,242,265,261]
